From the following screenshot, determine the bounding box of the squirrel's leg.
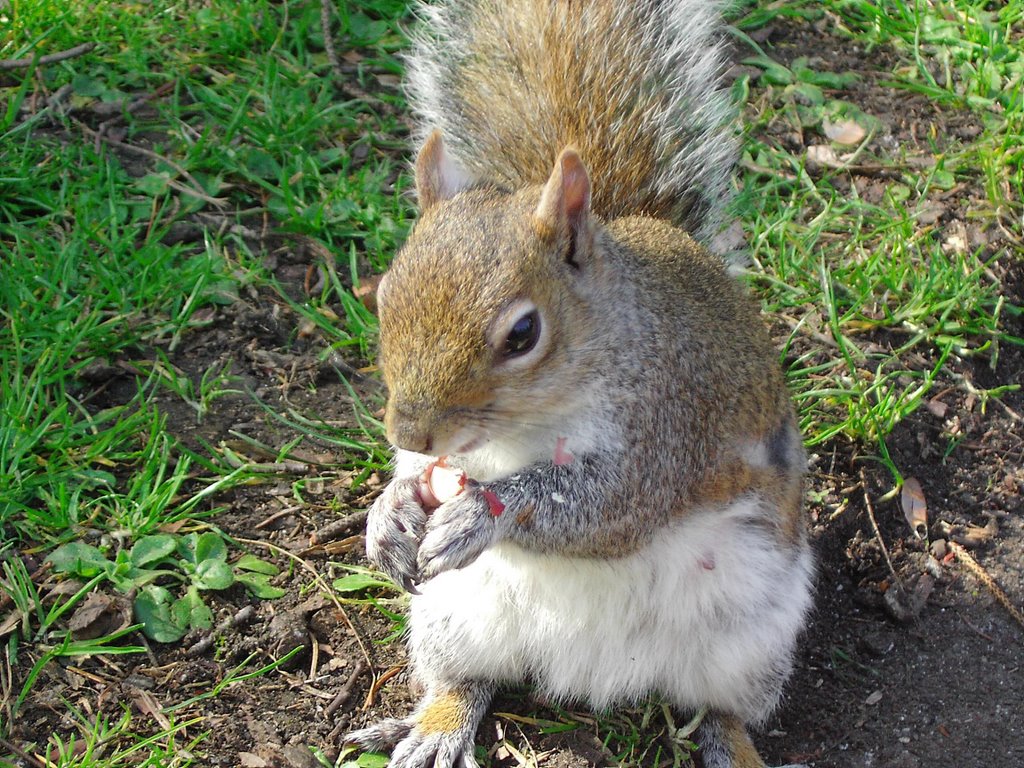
[694,713,807,768]
[347,681,494,768]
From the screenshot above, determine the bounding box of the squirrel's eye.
[503,310,541,357]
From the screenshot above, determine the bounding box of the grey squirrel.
[346,1,814,767]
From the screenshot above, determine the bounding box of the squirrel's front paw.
[417,483,500,580]
[365,476,428,592]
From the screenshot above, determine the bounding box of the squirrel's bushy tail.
[406,0,737,243]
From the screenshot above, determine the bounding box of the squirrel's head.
[376,131,609,459]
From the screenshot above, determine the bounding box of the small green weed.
[1,553,46,643]
[47,531,285,643]
[735,52,880,142]
[331,563,407,642]
[332,564,397,595]
[328,748,390,768]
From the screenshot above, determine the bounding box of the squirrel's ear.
[415,130,473,211]
[533,148,591,246]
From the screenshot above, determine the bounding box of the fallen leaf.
[805,144,843,170]
[901,477,928,538]
[709,220,746,255]
[0,611,21,638]
[883,573,934,622]
[130,687,172,730]
[157,519,188,534]
[823,118,866,145]
[68,592,132,640]
[354,273,384,314]
[915,201,947,226]
[296,317,318,338]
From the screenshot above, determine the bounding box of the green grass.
[732,0,1023,483]
[24,707,204,768]
[1,0,407,536]
[1,0,1022,765]
[1,0,407,759]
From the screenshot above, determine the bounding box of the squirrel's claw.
[346,716,477,768]
[347,725,476,768]
[345,717,414,751]
[416,487,497,580]
[365,476,428,592]
[391,728,477,768]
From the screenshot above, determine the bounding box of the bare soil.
[6,15,1023,768]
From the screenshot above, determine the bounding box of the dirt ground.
[7,15,1023,768]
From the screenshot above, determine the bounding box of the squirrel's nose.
[385,403,435,454]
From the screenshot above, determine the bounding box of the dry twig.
[949,540,1024,635]
[366,664,404,707]
[859,470,901,588]
[320,0,345,79]
[187,605,256,657]
[325,658,368,718]
[310,509,368,545]
[0,42,96,71]
[0,738,46,768]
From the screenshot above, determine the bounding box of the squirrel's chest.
[408,497,813,716]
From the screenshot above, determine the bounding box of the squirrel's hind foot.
[346,716,478,768]
[346,683,493,768]
[694,712,809,768]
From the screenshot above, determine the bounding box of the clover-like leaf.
[130,534,178,567]
[192,531,228,564]
[235,572,286,599]
[791,81,824,107]
[193,558,234,590]
[234,553,279,575]
[357,753,390,768]
[134,172,171,197]
[125,565,175,590]
[134,585,188,643]
[171,587,213,631]
[742,54,793,86]
[47,542,111,579]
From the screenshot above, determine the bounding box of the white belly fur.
[408,497,813,722]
